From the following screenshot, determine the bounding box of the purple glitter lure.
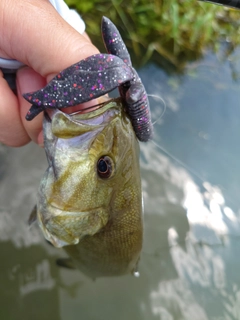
[24,54,133,120]
[101,17,153,142]
[24,17,153,141]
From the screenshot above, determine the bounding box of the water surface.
[1,49,240,319]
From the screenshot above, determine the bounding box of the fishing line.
[147,94,209,185]
[147,94,167,126]
[69,101,108,116]
[198,0,240,9]
[151,138,238,207]
[147,96,238,206]
[150,139,208,184]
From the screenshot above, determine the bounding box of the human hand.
[0,0,99,147]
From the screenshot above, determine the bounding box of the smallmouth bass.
[31,98,143,278]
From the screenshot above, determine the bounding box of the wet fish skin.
[34,99,143,278]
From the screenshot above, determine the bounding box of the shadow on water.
[0,241,60,320]
[1,47,240,319]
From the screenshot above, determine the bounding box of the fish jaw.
[37,197,109,248]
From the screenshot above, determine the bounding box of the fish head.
[37,98,143,260]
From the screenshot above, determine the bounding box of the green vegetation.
[66,0,240,70]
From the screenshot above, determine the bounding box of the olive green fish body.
[65,196,143,277]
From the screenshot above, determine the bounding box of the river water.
[1,48,240,319]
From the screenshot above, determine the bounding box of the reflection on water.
[1,48,240,319]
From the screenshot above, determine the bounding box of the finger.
[0,0,101,147]
[17,67,46,146]
[0,0,99,80]
[0,70,30,147]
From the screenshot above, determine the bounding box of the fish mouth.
[44,98,122,140]
[45,96,120,121]
[44,97,122,134]
[60,95,110,116]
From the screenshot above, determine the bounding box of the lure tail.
[101,16,153,142]
[101,16,132,67]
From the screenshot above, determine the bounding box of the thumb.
[0,0,99,79]
[0,0,100,147]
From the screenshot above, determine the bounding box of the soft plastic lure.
[24,54,133,120]
[101,17,152,142]
[24,16,153,142]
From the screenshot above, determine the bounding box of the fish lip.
[43,97,112,123]
[44,99,121,128]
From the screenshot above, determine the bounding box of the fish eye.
[97,156,113,179]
